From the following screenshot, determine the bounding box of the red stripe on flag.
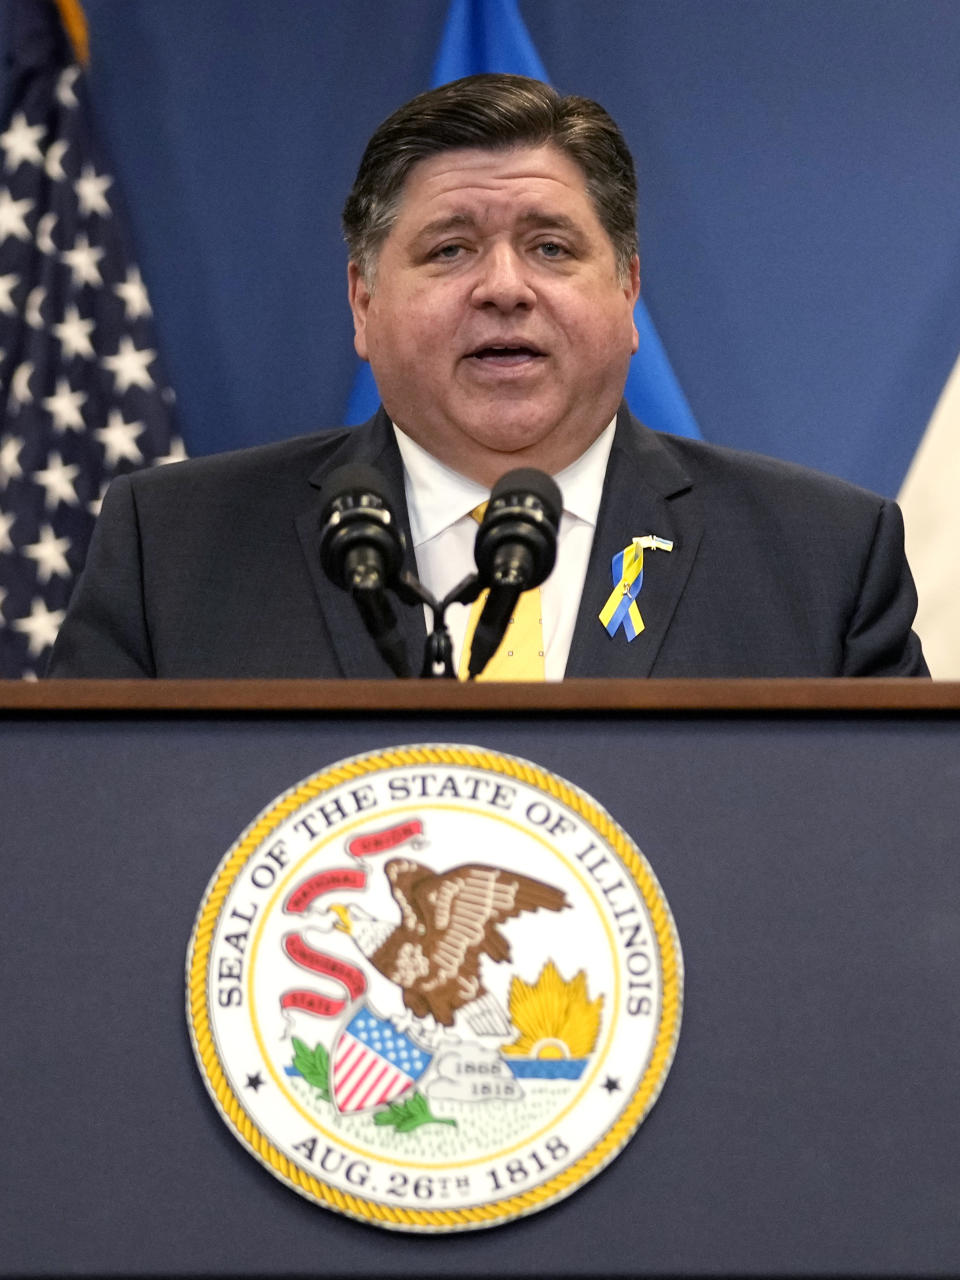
[355,1061,392,1111]
[371,1066,407,1108]
[334,1036,361,1080]
[340,1055,380,1111]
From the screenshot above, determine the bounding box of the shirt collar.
[553,418,616,526]
[393,417,617,548]
[394,427,489,547]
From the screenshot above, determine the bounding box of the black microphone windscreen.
[474,467,563,591]
[320,463,399,519]
[318,462,405,590]
[488,468,563,527]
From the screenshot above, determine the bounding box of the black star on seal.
[245,1072,265,1091]
[602,1076,622,1094]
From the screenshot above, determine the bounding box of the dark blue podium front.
[2,679,957,1278]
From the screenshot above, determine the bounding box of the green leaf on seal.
[373,1091,456,1132]
[291,1037,331,1099]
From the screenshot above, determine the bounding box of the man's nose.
[470,244,536,309]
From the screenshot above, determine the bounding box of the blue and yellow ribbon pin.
[599,535,674,641]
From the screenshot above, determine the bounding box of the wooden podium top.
[2,677,959,713]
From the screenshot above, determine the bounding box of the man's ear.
[347,261,371,360]
[626,254,641,355]
[627,253,641,303]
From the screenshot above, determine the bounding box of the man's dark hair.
[342,73,638,284]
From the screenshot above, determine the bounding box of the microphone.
[318,463,410,677]
[468,468,563,679]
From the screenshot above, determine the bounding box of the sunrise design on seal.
[186,745,683,1232]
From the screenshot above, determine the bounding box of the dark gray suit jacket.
[46,406,927,678]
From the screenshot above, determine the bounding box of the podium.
[2,678,959,1277]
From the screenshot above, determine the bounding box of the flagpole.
[53,0,89,66]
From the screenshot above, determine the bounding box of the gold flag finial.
[54,0,90,67]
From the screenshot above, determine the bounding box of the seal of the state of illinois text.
[186,744,683,1231]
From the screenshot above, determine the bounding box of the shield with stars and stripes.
[331,1004,432,1114]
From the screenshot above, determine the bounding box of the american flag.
[331,1005,433,1114]
[0,0,184,678]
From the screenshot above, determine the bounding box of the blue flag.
[0,0,185,677]
[431,0,548,82]
[346,0,701,441]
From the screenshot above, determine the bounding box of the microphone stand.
[395,571,485,679]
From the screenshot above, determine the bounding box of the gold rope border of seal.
[186,743,683,1231]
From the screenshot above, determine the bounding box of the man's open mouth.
[467,343,545,362]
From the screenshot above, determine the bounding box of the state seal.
[186,744,683,1231]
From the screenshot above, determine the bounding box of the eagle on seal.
[329,857,569,1036]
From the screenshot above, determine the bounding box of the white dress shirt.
[394,421,616,680]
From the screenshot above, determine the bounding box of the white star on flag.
[61,232,104,287]
[153,437,189,466]
[74,165,112,217]
[101,335,156,392]
[114,266,152,320]
[0,508,16,554]
[0,112,46,171]
[44,138,69,182]
[1,0,184,678]
[43,377,87,432]
[0,273,19,314]
[88,478,110,518]
[23,525,73,584]
[12,597,66,657]
[0,435,25,486]
[36,211,57,254]
[25,285,47,329]
[8,360,36,410]
[34,452,81,510]
[53,304,96,359]
[0,189,34,242]
[56,65,80,109]
[96,409,144,466]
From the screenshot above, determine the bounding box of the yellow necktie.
[458,504,545,681]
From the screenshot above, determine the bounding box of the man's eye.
[432,244,463,260]
[537,241,566,259]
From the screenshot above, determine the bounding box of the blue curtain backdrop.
[2,0,959,500]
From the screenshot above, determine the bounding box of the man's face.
[348,144,640,485]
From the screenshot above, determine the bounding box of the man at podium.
[47,75,927,680]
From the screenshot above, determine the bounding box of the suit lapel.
[294,411,427,678]
[293,407,700,680]
[566,409,703,678]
